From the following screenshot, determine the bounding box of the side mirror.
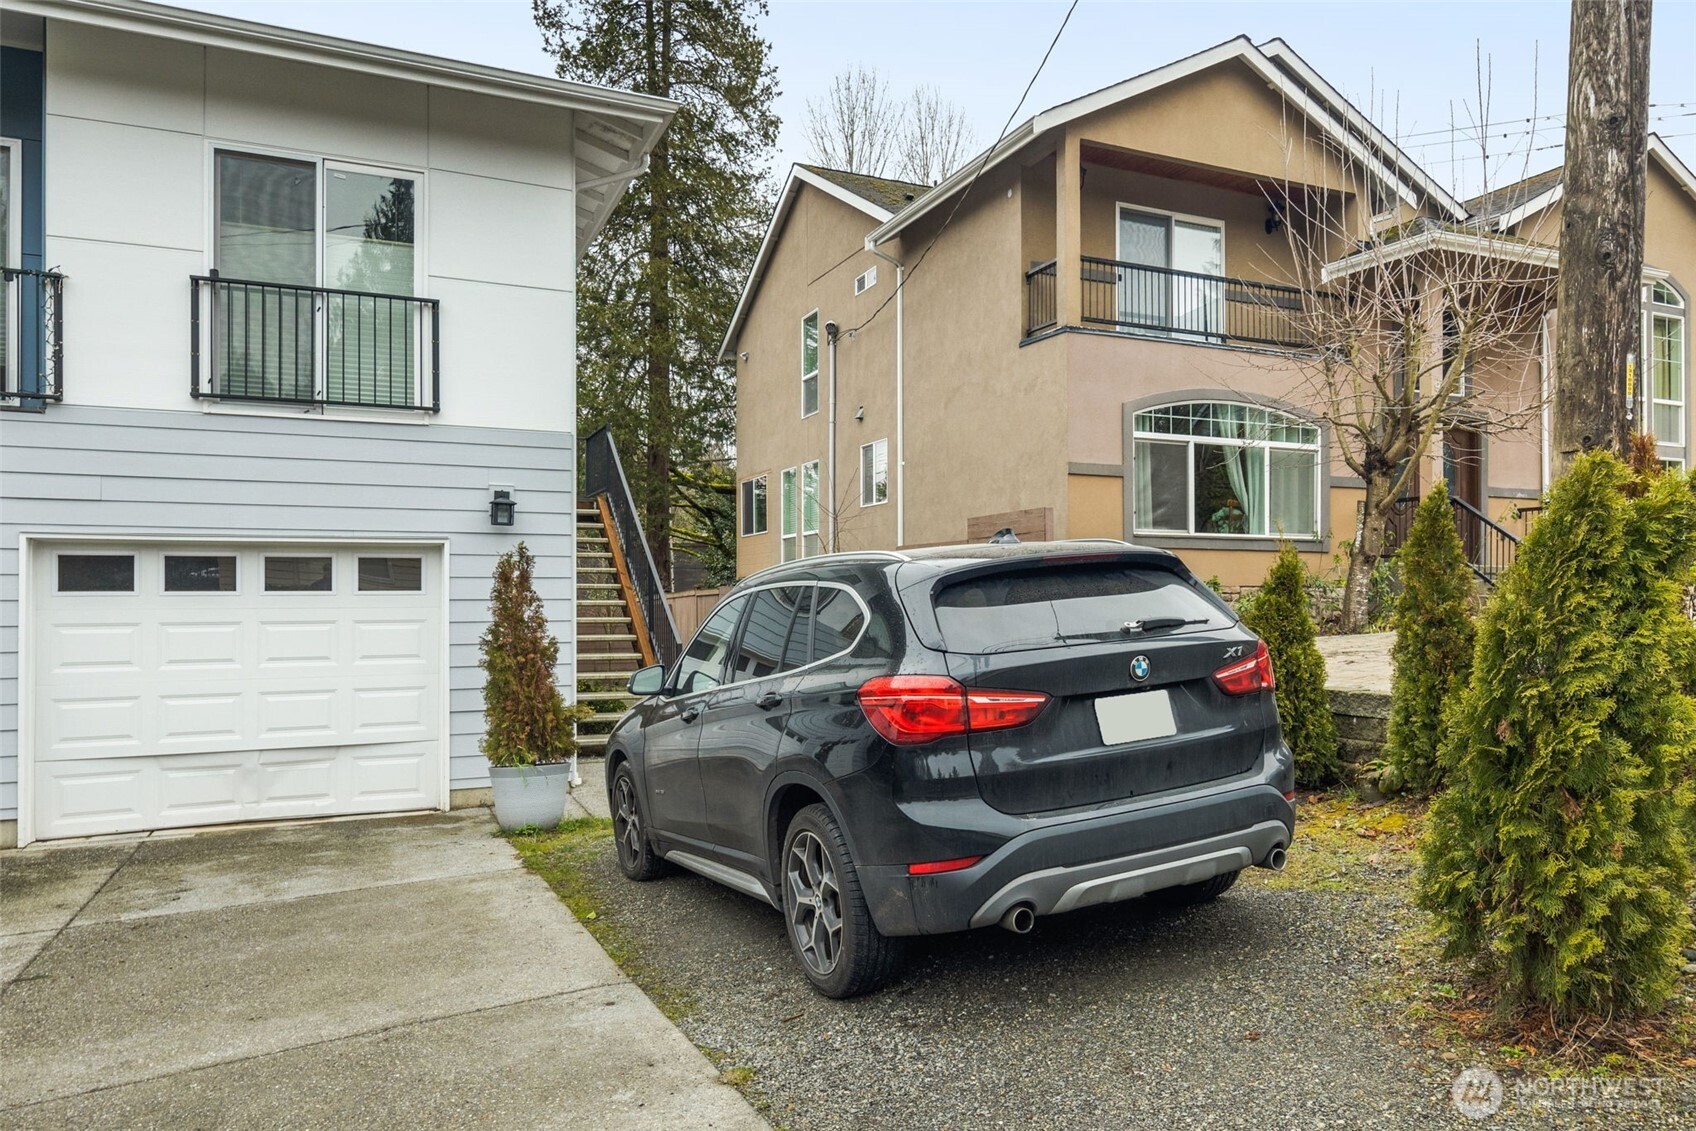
[628,664,667,697]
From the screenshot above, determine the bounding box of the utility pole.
[1551,0,1652,473]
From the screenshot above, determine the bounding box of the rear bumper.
[858,778,1294,936]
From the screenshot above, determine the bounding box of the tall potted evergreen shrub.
[480,542,589,830]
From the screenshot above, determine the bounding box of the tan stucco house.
[723,37,1696,587]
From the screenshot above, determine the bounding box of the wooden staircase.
[574,499,655,755]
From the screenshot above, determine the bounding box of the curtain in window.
[801,462,821,556]
[1652,313,1685,444]
[1269,448,1318,538]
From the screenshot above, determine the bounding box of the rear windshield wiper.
[1121,617,1211,634]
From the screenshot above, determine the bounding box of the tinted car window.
[780,585,816,670]
[675,596,746,693]
[933,563,1227,654]
[730,587,802,683]
[811,587,866,662]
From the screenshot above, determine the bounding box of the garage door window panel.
[164,555,238,593]
[358,556,423,592]
[265,556,334,592]
[58,554,136,593]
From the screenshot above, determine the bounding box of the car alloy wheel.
[785,829,844,976]
[613,773,643,867]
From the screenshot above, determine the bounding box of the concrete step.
[576,690,632,702]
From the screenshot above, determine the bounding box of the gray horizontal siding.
[0,404,578,821]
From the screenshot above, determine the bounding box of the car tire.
[781,803,903,998]
[1150,868,1240,905]
[611,761,668,882]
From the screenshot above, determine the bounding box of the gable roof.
[1463,135,1696,232]
[14,0,677,257]
[719,165,923,358]
[865,36,1468,248]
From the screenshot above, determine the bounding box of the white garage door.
[29,542,444,841]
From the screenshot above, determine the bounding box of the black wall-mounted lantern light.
[490,489,516,527]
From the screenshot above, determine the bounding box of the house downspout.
[825,319,839,551]
[867,245,905,548]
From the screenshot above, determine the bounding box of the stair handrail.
[582,426,682,667]
[1449,495,1520,585]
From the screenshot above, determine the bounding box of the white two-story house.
[0,0,673,846]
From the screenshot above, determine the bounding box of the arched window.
[1647,281,1685,451]
[1132,402,1321,539]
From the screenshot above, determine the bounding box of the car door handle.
[680,706,702,724]
[756,691,784,711]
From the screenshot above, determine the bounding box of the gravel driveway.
[529,797,1695,1129]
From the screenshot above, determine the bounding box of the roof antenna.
[988,527,1020,545]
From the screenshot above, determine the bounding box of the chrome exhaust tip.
[1000,903,1036,934]
[1262,846,1288,872]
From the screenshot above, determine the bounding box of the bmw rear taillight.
[1213,640,1275,695]
[856,675,1049,745]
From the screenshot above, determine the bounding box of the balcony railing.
[2,266,65,403]
[1022,256,1321,351]
[191,274,440,412]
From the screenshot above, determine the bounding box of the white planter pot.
[489,763,571,830]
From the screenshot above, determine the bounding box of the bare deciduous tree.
[804,65,900,177]
[897,85,976,184]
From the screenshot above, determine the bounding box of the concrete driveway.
[0,808,765,1130]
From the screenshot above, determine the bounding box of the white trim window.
[739,474,768,537]
[1,136,20,394]
[860,438,888,507]
[780,466,798,561]
[208,148,426,410]
[1647,281,1685,447]
[801,310,820,417]
[854,265,877,295]
[1132,401,1321,539]
[801,460,822,556]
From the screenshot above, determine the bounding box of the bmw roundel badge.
[1130,655,1151,683]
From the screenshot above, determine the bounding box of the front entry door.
[1444,428,1485,563]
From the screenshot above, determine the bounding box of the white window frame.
[2,136,22,394]
[800,309,820,418]
[1645,281,1686,449]
[53,551,138,596]
[859,437,888,507]
[1131,401,1322,540]
[854,265,877,295]
[161,552,242,596]
[739,474,768,537]
[779,466,799,562]
[203,142,428,412]
[800,459,822,557]
[261,553,336,594]
[356,554,426,593]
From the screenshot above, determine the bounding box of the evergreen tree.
[1418,454,1696,1018]
[479,543,583,767]
[534,0,779,583]
[1243,545,1342,785]
[1381,481,1475,793]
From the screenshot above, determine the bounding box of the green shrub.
[1381,481,1475,793]
[1417,453,1696,1019]
[479,542,590,768]
[1242,545,1342,786]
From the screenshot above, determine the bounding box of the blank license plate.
[1094,690,1177,746]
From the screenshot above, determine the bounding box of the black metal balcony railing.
[1024,260,1058,336]
[191,274,440,412]
[1022,256,1320,351]
[1081,257,1316,349]
[2,266,66,403]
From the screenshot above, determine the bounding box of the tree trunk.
[1342,466,1397,633]
[641,0,674,586]
[1551,0,1652,473]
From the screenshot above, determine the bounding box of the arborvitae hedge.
[480,542,583,768]
[1381,481,1475,793]
[1243,545,1342,786]
[1417,454,1696,1018]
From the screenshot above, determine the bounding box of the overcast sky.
[172,0,1696,199]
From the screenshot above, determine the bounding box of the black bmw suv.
[606,541,1296,997]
